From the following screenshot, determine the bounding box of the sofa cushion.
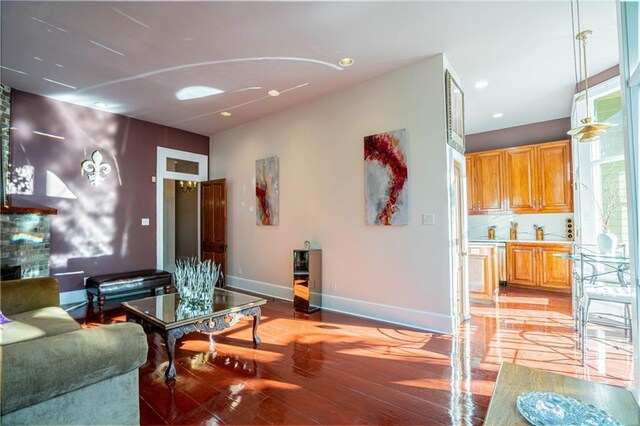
[0,278,60,316]
[0,307,81,347]
[1,322,148,414]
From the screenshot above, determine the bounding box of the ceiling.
[0,1,619,137]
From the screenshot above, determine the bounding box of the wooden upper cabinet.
[537,140,573,213]
[504,147,537,213]
[475,151,505,213]
[466,155,477,214]
[466,152,504,214]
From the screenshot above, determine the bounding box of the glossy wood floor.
[72,287,634,425]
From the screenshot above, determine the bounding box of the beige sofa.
[0,277,148,425]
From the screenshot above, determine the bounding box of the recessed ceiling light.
[267,89,280,97]
[176,86,224,101]
[475,81,489,89]
[338,58,354,67]
[34,56,43,61]
[220,111,232,117]
[493,113,504,118]
[94,101,109,108]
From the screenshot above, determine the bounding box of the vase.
[597,231,618,255]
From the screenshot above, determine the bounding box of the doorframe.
[156,147,209,270]
[452,159,469,325]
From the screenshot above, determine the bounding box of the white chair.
[583,283,634,343]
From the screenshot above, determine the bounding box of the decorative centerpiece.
[174,258,222,305]
[516,391,621,426]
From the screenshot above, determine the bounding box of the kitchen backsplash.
[468,213,573,242]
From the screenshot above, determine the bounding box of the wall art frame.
[445,70,465,154]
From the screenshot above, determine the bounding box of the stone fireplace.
[1,83,57,279]
[1,207,56,278]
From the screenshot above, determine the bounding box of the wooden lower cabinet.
[468,245,498,302]
[506,242,573,292]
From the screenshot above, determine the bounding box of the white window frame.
[572,77,626,247]
[156,147,208,270]
[616,0,639,400]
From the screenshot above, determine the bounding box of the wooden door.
[539,244,573,291]
[465,154,477,214]
[468,245,497,303]
[506,243,538,286]
[537,140,573,213]
[504,147,537,213]
[475,151,504,213]
[201,179,227,287]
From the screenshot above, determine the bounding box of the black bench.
[86,269,172,310]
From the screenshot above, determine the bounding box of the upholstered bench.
[86,269,172,310]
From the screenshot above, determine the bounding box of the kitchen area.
[466,138,575,303]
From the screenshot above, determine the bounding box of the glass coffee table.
[122,289,266,380]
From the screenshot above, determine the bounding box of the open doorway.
[156,147,208,270]
[163,178,199,272]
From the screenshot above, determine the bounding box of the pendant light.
[567,30,614,143]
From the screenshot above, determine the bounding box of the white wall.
[210,55,456,333]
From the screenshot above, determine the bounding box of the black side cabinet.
[293,249,321,313]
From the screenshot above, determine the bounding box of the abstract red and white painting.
[256,156,279,226]
[364,129,408,225]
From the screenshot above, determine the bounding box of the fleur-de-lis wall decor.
[81,150,112,186]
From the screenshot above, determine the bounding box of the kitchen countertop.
[469,239,574,244]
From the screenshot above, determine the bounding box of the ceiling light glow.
[475,81,489,89]
[34,56,43,61]
[176,86,224,101]
[94,102,109,108]
[267,90,280,97]
[493,113,504,118]
[220,111,232,117]
[338,58,355,67]
[42,77,76,89]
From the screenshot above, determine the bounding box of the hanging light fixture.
[567,29,614,143]
[179,180,197,193]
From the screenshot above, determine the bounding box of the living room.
[1,1,639,425]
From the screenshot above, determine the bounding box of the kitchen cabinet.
[467,151,505,215]
[503,140,573,213]
[466,139,573,215]
[537,141,573,212]
[468,244,498,303]
[506,242,573,292]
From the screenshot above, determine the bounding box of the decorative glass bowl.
[516,392,622,426]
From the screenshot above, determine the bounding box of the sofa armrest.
[0,277,60,316]
[1,322,148,414]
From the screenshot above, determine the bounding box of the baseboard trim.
[226,275,453,335]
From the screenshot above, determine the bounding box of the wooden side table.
[484,362,639,425]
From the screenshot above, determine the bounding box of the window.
[591,90,629,249]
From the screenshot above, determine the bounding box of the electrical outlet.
[331,283,338,292]
[239,267,243,276]
[141,218,150,226]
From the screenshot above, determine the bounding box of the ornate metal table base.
[126,306,262,380]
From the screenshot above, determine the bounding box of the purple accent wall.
[576,65,620,93]
[9,90,208,292]
[466,117,571,152]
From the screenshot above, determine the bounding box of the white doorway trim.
[156,147,208,270]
